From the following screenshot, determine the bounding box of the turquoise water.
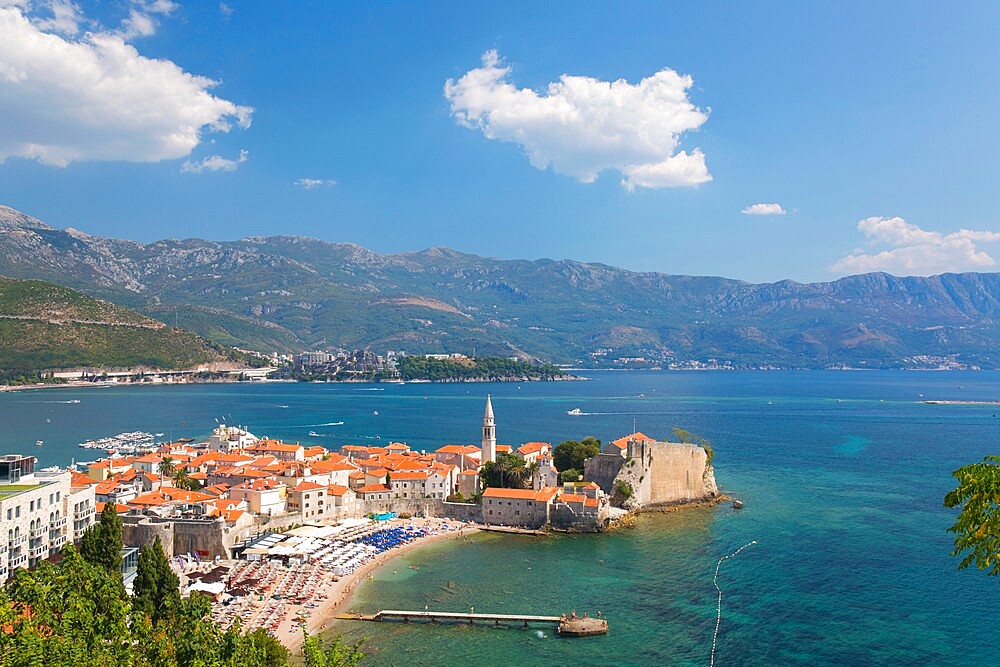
[3,372,1000,664]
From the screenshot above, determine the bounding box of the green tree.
[0,543,294,666]
[558,468,581,484]
[172,466,201,491]
[302,632,365,667]
[80,501,123,572]
[159,455,177,478]
[479,452,531,489]
[944,455,1000,578]
[132,535,181,624]
[553,437,601,473]
[672,427,715,462]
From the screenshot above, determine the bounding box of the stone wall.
[583,453,626,494]
[172,518,229,558]
[441,501,482,523]
[355,498,445,517]
[122,517,174,556]
[122,516,231,559]
[549,501,610,532]
[481,496,547,528]
[609,441,719,509]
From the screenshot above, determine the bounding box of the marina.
[77,430,161,453]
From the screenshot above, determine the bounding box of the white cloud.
[295,178,337,189]
[33,1,83,36]
[444,50,711,191]
[0,5,252,167]
[831,216,1000,276]
[219,2,233,18]
[181,148,247,173]
[119,0,176,39]
[742,202,787,216]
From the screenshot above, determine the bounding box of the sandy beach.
[272,518,480,653]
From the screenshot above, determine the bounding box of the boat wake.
[303,421,345,427]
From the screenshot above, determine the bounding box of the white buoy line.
[710,540,757,667]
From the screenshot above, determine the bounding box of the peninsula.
[0,395,720,651]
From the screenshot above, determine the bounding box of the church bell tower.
[482,394,496,463]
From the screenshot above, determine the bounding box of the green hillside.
[0,277,250,373]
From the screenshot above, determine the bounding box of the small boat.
[308,431,321,437]
[35,440,43,447]
[733,500,744,509]
[566,408,583,416]
[372,410,379,416]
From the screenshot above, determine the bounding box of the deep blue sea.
[3,371,999,665]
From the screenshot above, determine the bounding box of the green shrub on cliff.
[614,480,634,501]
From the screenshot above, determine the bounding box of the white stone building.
[0,455,95,579]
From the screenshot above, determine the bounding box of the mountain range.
[4,204,1000,369]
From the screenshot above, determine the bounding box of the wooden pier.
[336,609,608,635]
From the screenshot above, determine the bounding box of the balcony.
[49,534,67,550]
[50,516,67,529]
[9,553,26,569]
[74,506,95,520]
[10,534,26,547]
[29,526,46,540]
[29,543,47,559]
[0,543,7,554]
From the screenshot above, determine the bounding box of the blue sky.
[2,1,1000,283]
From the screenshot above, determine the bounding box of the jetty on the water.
[337,609,608,636]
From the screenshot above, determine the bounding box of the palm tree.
[159,456,176,478]
[172,467,198,491]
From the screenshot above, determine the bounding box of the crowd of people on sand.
[203,518,475,640]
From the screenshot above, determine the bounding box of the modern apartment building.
[0,454,96,579]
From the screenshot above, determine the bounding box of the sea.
[2,371,999,666]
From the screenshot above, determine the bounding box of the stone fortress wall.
[586,439,718,509]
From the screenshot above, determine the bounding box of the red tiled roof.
[70,470,97,488]
[294,481,325,491]
[611,432,655,450]
[390,470,433,480]
[517,441,549,455]
[95,501,130,514]
[483,486,559,502]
